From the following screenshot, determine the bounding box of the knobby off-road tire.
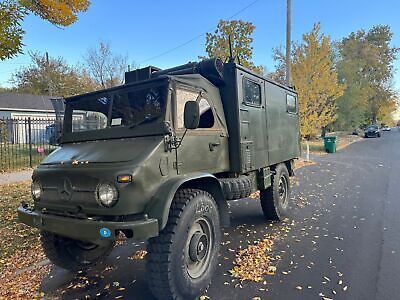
[40,231,114,271]
[220,176,252,200]
[146,188,221,300]
[260,163,290,221]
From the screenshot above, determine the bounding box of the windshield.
[367,125,378,130]
[63,82,167,139]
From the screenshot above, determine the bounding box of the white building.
[0,93,57,144]
[0,93,56,119]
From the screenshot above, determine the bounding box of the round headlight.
[96,183,118,207]
[31,181,42,201]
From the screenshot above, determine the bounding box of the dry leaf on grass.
[0,181,52,299]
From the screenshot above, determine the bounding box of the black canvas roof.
[0,93,54,111]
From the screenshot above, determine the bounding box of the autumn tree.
[273,23,345,139]
[83,41,131,89]
[334,39,370,130]
[335,25,399,128]
[203,19,263,74]
[0,86,13,93]
[268,46,288,85]
[378,99,397,126]
[12,51,98,96]
[0,0,90,60]
[0,1,26,60]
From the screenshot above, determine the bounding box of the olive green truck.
[18,58,300,300]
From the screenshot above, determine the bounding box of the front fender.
[145,173,229,231]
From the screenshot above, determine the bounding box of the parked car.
[382,126,391,131]
[364,124,381,138]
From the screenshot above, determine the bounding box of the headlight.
[31,181,42,201]
[96,183,118,207]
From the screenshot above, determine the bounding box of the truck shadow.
[40,241,155,300]
[40,198,277,299]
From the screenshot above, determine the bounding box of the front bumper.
[365,132,378,137]
[18,205,159,242]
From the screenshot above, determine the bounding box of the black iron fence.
[0,118,59,171]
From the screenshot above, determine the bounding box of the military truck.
[18,57,300,300]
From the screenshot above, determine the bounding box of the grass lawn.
[0,181,50,299]
[0,144,56,172]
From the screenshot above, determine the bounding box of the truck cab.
[18,58,299,300]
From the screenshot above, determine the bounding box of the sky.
[1,0,400,90]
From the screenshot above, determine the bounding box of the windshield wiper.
[129,115,159,129]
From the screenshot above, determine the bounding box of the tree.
[268,46,287,85]
[336,25,399,128]
[203,19,263,73]
[0,1,26,60]
[0,86,12,93]
[272,23,345,139]
[0,0,90,60]
[84,41,131,89]
[12,51,98,96]
[378,99,397,126]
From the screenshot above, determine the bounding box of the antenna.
[228,35,235,63]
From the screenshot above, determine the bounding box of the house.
[0,93,59,144]
[0,93,56,119]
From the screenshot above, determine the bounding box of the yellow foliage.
[20,0,90,26]
[378,98,397,126]
[291,23,345,138]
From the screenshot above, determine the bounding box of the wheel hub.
[185,217,213,278]
[278,176,288,204]
[189,232,208,262]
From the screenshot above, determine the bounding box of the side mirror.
[184,101,200,129]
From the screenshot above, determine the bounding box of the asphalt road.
[41,129,400,300]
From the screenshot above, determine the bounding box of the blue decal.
[100,227,111,238]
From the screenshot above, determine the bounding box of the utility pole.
[45,51,53,96]
[286,0,292,86]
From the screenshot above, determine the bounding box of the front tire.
[40,231,115,271]
[146,189,221,300]
[260,163,290,221]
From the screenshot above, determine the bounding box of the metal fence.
[0,118,59,171]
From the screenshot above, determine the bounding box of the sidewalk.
[0,170,32,185]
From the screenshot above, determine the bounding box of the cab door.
[173,85,229,175]
[238,72,268,172]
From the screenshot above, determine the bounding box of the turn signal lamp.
[117,175,132,183]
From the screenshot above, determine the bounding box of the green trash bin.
[323,136,337,153]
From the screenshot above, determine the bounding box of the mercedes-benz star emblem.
[60,178,73,201]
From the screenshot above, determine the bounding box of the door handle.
[209,142,221,151]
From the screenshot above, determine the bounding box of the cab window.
[243,78,261,106]
[176,88,215,129]
[287,94,297,114]
[198,98,214,128]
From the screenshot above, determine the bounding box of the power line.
[139,33,205,64]
[228,0,262,18]
[139,0,262,64]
